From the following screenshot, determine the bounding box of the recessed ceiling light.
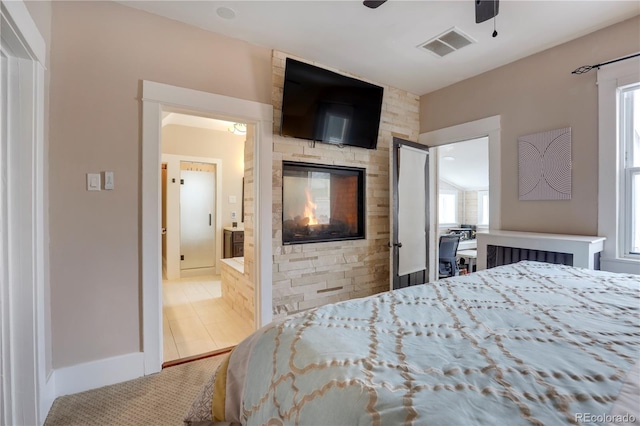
[216,7,236,20]
[443,156,455,161]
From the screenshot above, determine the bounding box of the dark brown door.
[392,137,430,289]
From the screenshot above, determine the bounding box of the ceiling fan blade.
[476,0,499,23]
[363,0,387,9]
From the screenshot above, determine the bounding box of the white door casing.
[419,115,501,276]
[142,81,273,374]
[0,0,50,423]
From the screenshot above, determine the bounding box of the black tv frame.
[280,58,383,150]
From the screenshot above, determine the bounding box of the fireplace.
[282,161,365,245]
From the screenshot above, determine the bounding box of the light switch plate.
[87,173,101,191]
[104,171,114,190]
[229,195,237,204]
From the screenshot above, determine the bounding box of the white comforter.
[187,261,640,425]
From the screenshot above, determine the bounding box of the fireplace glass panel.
[282,162,365,244]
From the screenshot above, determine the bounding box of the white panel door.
[180,167,216,270]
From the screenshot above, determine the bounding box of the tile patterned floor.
[162,275,253,363]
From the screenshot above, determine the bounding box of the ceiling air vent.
[418,27,475,58]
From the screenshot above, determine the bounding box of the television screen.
[280,58,384,150]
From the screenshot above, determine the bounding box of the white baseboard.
[54,352,145,397]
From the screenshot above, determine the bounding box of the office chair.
[438,234,460,278]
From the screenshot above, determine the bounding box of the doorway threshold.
[162,346,234,369]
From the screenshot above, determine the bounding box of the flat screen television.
[280,58,384,150]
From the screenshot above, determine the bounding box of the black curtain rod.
[572,52,640,75]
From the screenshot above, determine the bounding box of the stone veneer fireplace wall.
[271,50,420,319]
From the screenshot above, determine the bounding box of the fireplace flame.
[304,188,318,225]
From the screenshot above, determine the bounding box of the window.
[597,57,640,272]
[620,85,640,255]
[477,190,489,226]
[438,190,458,225]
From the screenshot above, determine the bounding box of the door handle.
[387,242,403,248]
[209,214,212,226]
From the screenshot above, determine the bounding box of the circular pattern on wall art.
[518,127,571,200]
[518,141,542,197]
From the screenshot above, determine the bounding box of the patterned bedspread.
[185,261,640,425]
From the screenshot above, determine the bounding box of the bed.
[185,261,639,425]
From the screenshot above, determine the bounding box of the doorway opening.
[160,112,253,364]
[435,137,489,278]
[141,80,273,375]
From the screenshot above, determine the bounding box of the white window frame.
[620,85,640,257]
[597,57,640,273]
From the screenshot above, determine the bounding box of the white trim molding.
[0,0,46,64]
[419,115,501,281]
[419,115,501,231]
[53,352,144,398]
[142,81,273,375]
[1,0,49,424]
[597,56,640,274]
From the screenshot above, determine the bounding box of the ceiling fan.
[362,0,386,9]
[475,0,500,24]
[363,0,500,36]
[364,0,500,17]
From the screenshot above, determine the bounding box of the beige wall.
[421,16,640,236]
[162,125,245,229]
[48,1,271,368]
[42,0,640,370]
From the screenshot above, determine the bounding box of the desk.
[458,240,477,250]
[457,249,477,273]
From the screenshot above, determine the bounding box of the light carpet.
[44,355,224,426]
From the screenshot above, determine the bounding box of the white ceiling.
[118,0,639,95]
[438,137,489,189]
